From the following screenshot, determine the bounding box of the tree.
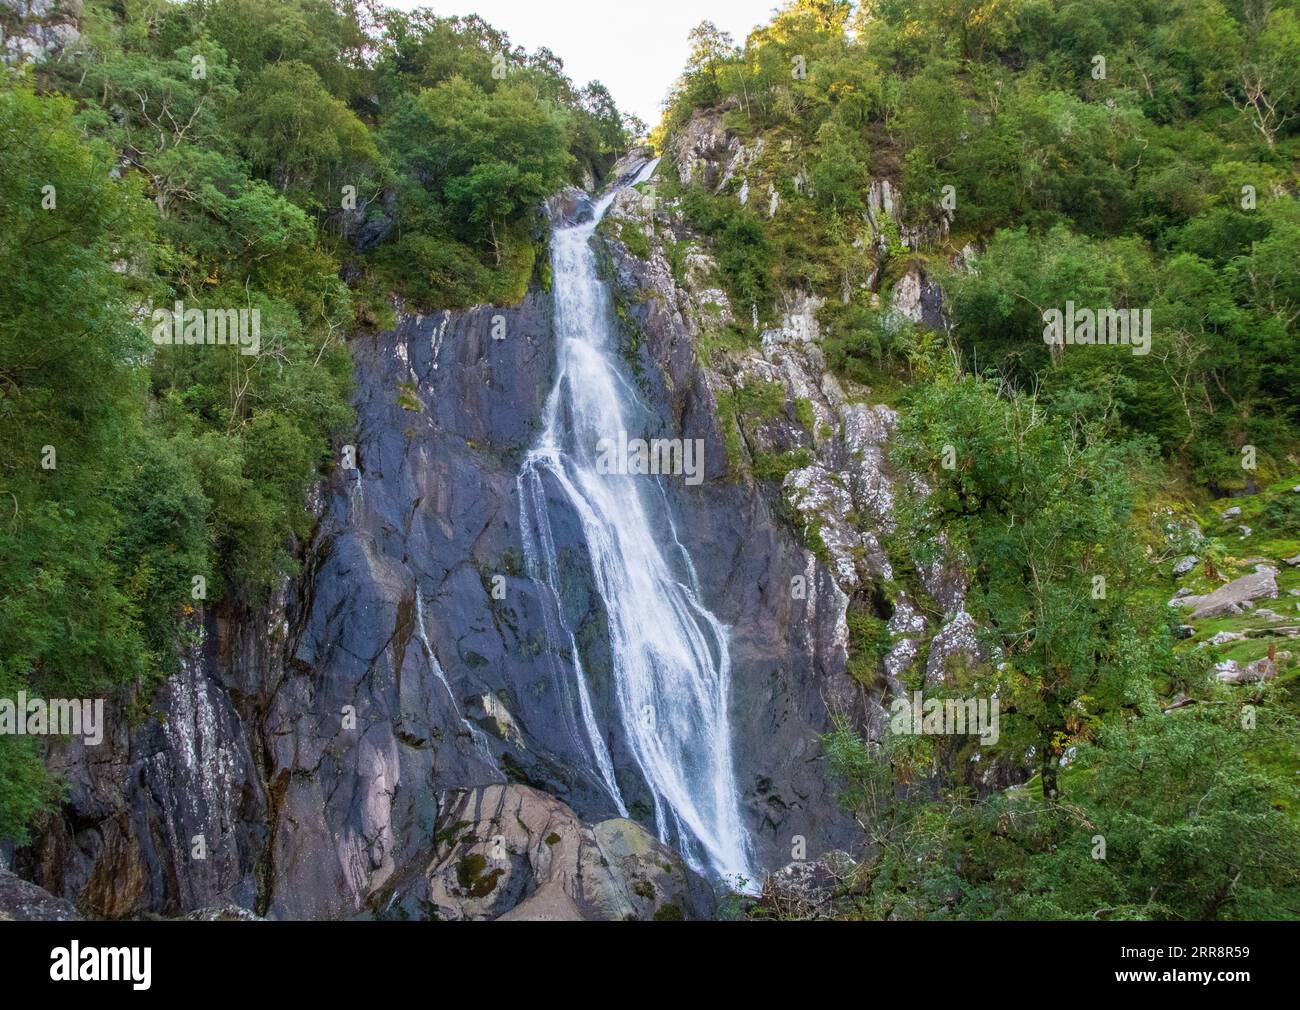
[1227,2,1300,148]
[0,82,159,834]
[382,77,572,260]
[685,21,737,103]
[891,375,1162,800]
[230,60,379,208]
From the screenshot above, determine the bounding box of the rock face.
[0,0,81,65]
[377,784,713,921]
[16,187,866,917]
[16,617,265,918]
[0,866,80,921]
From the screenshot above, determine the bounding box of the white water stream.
[517,161,754,884]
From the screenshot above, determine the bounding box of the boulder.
[546,185,593,226]
[1172,555,1198,577]
[758,853,857,920]
[1216,653,1289,684]
[0,867,80,921]
[1198,630,1245,648]
[1189,568,1279,620]
[391,784,715,921]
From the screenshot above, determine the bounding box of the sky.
[390,1,780,127]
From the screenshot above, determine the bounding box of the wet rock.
[19,615,264,918]
[547,185,594,226]
[606,147,656,187]
[179,905,262,921]
[598,183,868,868]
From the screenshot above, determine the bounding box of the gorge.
[4,0,1298,926]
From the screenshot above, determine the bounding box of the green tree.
[891,375,1163,799]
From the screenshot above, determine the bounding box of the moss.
[652,902,684,921]
[802,520,833,565]
[456,853,505,898]
[734,378,786,421]
[846,607,892,686]
[753,447,812,483]
[693,321,757,369]
[435,820,474,848]
[794,397,816,433]
[617,220,652,260]
[396,382,422,412]
[545,832,562,846]
[633,880,656,900]
[610,285,645,377]
[535,237,553,292]
[713,388,745,477]
[456,853,484,889]
[664,238,690,286]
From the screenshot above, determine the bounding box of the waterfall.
[517,161,754,885]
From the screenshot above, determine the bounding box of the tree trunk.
[1040,738,1059,800]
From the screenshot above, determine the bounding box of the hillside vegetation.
[651,0,1300,919]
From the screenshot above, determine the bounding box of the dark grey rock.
[0,866,80,920]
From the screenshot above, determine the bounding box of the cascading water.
[517,161,754,885]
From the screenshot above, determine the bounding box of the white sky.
[389,1,781,127]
